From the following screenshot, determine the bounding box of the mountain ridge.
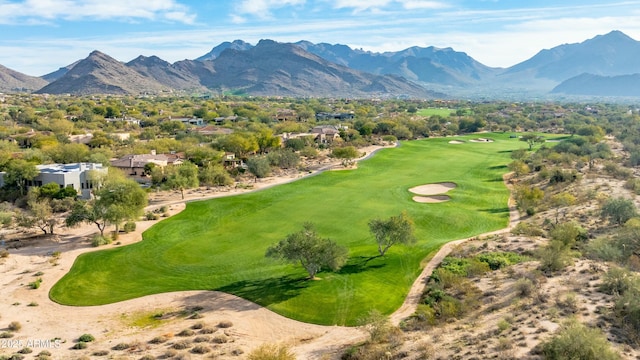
[2,30,638,98]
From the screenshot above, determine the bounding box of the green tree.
[520,133,545,150]
[255,128,281,154]
[165,162,199,199]
[247,156,271,179]
[514,185,544,215]
[368,211,416,256]
[66,173,147,237]
[266,222,348,279]
[95,177,148,236]
[218,133,259,159]
[3,159,38,196]
[601,197,637,226]
[551,192,577,224]
[199,163,233,187]
[19,194,58,235]
[331,146,360,166]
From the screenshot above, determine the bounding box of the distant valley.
[1,30,640,99]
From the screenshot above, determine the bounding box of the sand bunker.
[413,195,451,203]
[469,138,494,143]
[449,140,465,144]
[409,182,456,196]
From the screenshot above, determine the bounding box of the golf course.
[50,133,535,326]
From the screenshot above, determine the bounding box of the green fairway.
[417,108,455,117]
[51,133,530,325]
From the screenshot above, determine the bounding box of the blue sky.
[1,0,640,76]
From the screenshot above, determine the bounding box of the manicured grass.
[51,133,536,325]
[417,107,455,117]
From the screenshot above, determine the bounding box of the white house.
[0,163,107,199]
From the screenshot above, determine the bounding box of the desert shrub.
[248,343,296,360]
[549,168,578,184]
[163,349,178,358]
[625,178,640,194]
[91,350,108,356]
[497,318,511,333]
[8,321,21,331]
[438,257,490,278]
[549,221,588,248]
[511,221,545,237]
[604,161,633,180]
[601,266,635,295]
[0,248,8,258]
[586,237,624,262]
[537,240,573,273]
[28,278,42,289]
[123,221,136,233]
[199,327,215,334]
[601,197,638,226]
[171,340,191,350]
[217,320,233,328]
[148,335,169,344]
[191,321,205,330]
[7,355,24,360]
[212,334,228,344]
[177,329,194,337]
[72,342,87,350]
[111,343,130,350]
[358,310,394,343]
[139,356,154,360]
[17,348,31,354]
[382,135,397,142]
[145,212,158,220]
[35,350,51,359]
[78,334,95,342]
[476,252,525,270]
[193,335,210,343]
[556,292,579,314]
[541,320,621,360]
[513,277,535,297]
[91,234,111,247]
[191,344,211,354]
[0,332,13,338]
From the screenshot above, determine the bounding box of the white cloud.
[0,0,196,24]
[235,0,305,18]
[398,1,449,10]
[331,0,393,12]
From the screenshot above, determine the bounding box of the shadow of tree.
[337,255,387,275]
[215,274,310,307]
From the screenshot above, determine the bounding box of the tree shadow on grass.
[479,206,510,214]
[337,255,387,275]
[215,274,310,307]
[488,164,508,170]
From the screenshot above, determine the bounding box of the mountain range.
[1,30,639,99]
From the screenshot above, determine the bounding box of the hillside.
[126,55,208,91]
[36,50,169,95]
[0,64,48,92]
[552,73,640,97]
[206,39,436,98]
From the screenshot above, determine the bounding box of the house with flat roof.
[0,163,107,199]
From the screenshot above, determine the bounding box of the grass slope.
[51,133,530,325]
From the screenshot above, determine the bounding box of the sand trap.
[449,140,465,144]
[409,182,456,196]
[413,195,450,203]
[469,138,494,143]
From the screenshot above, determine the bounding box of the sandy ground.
[0,145,519,359]
[408,182,457,196]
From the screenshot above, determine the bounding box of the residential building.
[110,152,183,183]
[0,163,107,199]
